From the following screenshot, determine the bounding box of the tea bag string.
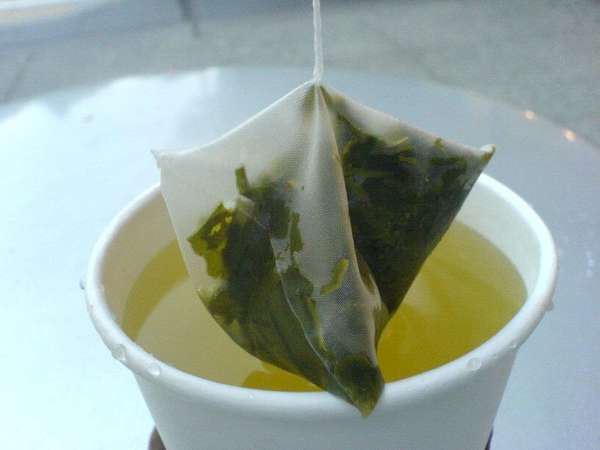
[313,0,324,83]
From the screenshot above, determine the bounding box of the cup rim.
[86,173,557,419]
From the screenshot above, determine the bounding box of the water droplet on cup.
[79,277,86,290]
[112,344,127,363]
[509,341,518,351]
[467,358,482,371]
[546,301,555,312]
[147,364,161,378]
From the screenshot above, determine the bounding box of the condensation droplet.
[112,344,127,363]
[509,341,518,351]
[79,277,86,290]
[147,364,161,378]
[467,358,482,371]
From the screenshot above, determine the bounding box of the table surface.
[0,67,599,450]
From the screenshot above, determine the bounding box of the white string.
[312,0,324,83]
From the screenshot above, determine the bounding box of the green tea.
[122,222,525,391]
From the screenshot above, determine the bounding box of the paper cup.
[86,174,557,450]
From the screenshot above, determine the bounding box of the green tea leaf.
[334,354,384,417]
[320,258,349,295]
[289,212,303,255]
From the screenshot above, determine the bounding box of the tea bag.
[154,1,493,416]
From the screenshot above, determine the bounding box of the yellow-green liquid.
[122,222,526,391]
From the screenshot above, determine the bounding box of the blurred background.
[1,0,599,145]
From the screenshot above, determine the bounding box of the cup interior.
[86,173,557,413]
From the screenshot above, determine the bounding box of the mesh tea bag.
[154,1,493,415]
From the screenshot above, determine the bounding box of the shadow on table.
[148,427,494,449]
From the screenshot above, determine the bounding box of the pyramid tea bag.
[154,1,493,416]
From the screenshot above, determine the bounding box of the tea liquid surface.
[122,222,525,391]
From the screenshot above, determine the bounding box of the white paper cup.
[86,174,557,450]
